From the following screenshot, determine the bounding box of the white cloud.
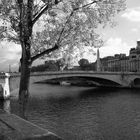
[0,41,21,71]
[0,59,7,64]
[82,47,96,62]
[100,38,132,58]
[122,7,140,22]
[73,39,133,64]
[131,28,139,32]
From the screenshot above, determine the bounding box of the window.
[132,56,136,58]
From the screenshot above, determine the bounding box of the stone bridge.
[0,71,140,99]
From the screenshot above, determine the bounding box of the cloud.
[100,38,132,58]
[82,47,96,62]
[131,28,139,32]
[0,59,7,64]
[0,41,21,71]
[122,7,140,22]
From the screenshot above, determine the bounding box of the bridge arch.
[35,76,121,87]
[133,78,140,86]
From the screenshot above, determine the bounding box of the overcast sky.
[0,0,140,72]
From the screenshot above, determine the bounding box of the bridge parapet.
[8,71,140,76]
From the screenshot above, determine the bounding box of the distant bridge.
[0,71,140,99]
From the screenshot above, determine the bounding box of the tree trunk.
[19,56,31,118]
[18,41,32,118]
[17,0,33,118]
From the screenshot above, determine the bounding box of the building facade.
[101,41,140,72]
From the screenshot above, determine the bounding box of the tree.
[0,0,126,117]
[31,61,59,72]
[0,0,63,116]
[78,58,89,70]
[56,58,67,71]
[45,60,59,71]
[31,0,126,68]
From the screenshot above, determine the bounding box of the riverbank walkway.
[0,109,61,140]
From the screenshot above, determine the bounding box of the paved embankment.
[0,109,61,140]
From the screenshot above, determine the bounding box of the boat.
[60,81,71,86]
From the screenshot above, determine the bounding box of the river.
[1,84,140,140]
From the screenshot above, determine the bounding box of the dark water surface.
[1,84,140,140]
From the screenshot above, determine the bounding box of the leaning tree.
[0,0,126,114]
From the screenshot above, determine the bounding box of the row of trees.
[31,58,95,72]
[0,0,126,117]
[31,59,67,72]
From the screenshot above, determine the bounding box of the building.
[100,41,140,72]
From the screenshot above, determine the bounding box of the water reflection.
[0,99,28,119]
[0,100,11,113]
[3,84,140,140]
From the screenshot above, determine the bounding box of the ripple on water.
[7,85,140,140]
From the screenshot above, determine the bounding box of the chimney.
[137,41,140,49]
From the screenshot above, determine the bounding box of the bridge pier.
[0,73,10,100]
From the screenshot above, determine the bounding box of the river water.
[1,84,140,140]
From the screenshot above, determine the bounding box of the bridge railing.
[2,70,140,78]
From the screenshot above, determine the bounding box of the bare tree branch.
[57,11,74,44]
[57,0,100,44]
[32,0,63,25]
[32,4,49,25]
[31,43,59,62]
[73,0,101,11]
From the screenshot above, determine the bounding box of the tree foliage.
[31,60,59,72]
[0,0,126,63]
[79,58,89,66]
